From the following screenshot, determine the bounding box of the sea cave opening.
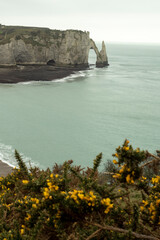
[47,59,56,66]
[88,48,97,68]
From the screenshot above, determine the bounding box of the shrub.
[0,140,159,239]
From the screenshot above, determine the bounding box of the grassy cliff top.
[0,24,87,45]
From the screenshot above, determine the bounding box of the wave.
[0,141,39,169]
[17,81,33,85]
[53,71,87,83]
[14,68,96,85]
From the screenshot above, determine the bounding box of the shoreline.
[0,160,13,177]
[0,65,89,84]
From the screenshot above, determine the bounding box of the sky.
[0,0,160,43]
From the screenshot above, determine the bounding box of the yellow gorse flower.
[113,173,121,179]
[113,159,118,164]
[119,164,127,173]
[22,180,29,184]
[152,176,160,184]
[126,174,134,184]
[25,213,31,221]
[101,198,113,214]
[20,229,25,235]
[123,146,129,151]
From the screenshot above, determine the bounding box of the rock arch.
[89,40,108,67]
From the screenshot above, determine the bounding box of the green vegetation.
[0,25,85,46]
[0,25,63,46]
[0,140,159,239]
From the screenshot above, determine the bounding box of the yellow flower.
[123,146,129,151]
[25,213,31,221]
[152,176,160,184]
[61,191,66,195]
[78,193,84,200]
[119,164,126,173]
[32,204,37,208]
[113,159,118,164]
[149,203,156,213]
[101,198,113,214]
[115,153,118,157]
[22,180,29,184]
[43,188,50,198]
[113,173,121,179]
[126,174,131,183]
[156,199,160,206]
[20,229,25,235]
[50,173,54,178]
[54,185,59,191]
[142,200,148,206]
[119,168,124,174]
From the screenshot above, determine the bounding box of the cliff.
[0,25,108,68]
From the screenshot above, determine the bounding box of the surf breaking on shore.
[0,141,40,177]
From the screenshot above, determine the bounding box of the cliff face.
[0,25,108,67]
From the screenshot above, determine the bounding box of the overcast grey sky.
[1,0,160,43]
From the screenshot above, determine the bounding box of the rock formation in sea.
[0,24,108,68]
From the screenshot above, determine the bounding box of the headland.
[0,24,109,83]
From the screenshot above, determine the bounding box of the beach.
[0,160,13,177]
[0,65,88,83]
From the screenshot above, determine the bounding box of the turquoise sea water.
[0,43,160,170]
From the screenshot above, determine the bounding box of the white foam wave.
[0,142,39,169]
[17,81,33,85]
[15,69,91,85]
[53,71,86,83]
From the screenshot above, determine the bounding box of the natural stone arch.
[88,39,109,67]
[88,47,97,66]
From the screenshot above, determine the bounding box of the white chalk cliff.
[0,25,108,67]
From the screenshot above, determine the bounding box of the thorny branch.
[86,222,160,240]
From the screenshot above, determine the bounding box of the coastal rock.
[0,25,108,68]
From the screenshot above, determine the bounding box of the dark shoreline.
[0,65,89,84]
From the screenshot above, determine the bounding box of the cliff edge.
[0,25,108,68]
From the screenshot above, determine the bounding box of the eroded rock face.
[0,25,108,67]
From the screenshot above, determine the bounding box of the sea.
[0,43,160,171]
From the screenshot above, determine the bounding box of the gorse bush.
[0,139,159,240]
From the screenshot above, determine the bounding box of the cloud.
[1,0,160,43]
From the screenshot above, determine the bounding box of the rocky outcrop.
[0,25,108,68]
